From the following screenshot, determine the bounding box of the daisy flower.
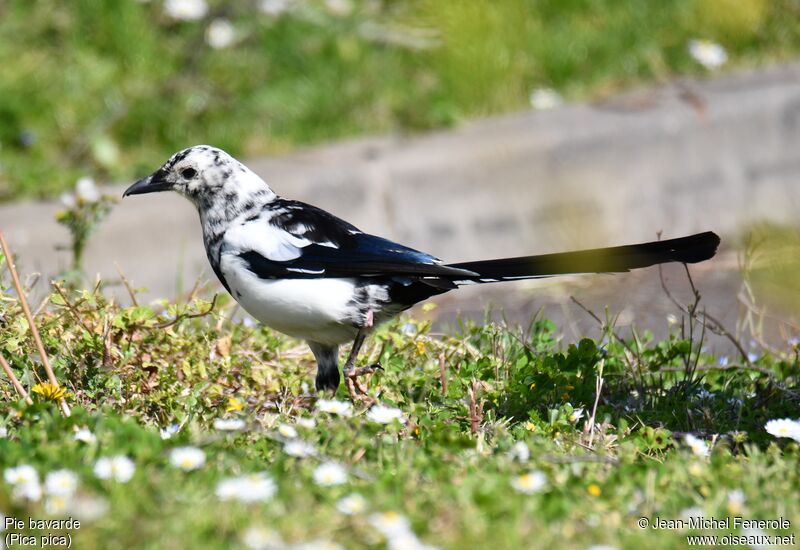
[569,408,585,423]
[5,465,38,486]
[366,405,406,425]
[12,480,42,502]
[324,0,352,17]
[70,494,109,522]
[284,440,316,458]
[214,417,246,431]
[44,470,79,497]
[688,40,727,70]
[316,399,353,417]
[507,441,530,463]
[312,463,348,486]
[75,177,100,203]
[259,0,291,17]
[44,495,71,516]
[60,192,77,209]
[94,456,135,483]
[205,19,236,49]
[765,418,800,442]
[294,540,344,550]
[685,434,710,457]
[511,471,547,494]
[169,447,206,471]
[278,424,298,439]
[164,0,208,21]
[241,524,284,549]
[216,473,277,503]
[529,88,562,110]
[727,489,746,514]
[74,427,96,444]
[368,511,412,538]
[336,493,367,515]
[296,417,316,429]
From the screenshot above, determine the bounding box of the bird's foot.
[344,363,383,405]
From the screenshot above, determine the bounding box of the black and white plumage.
[124,145,721,399]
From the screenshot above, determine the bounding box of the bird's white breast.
[220,254,360,345]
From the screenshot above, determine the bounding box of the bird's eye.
[181,167,197,179]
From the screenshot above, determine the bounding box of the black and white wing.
[223,199,476,280]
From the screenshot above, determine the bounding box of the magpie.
[124,145,720,401]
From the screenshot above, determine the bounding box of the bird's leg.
[343,311,382,403]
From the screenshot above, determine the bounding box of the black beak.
[123,171,172,197]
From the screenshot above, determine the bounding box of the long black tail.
[446,231,720,283]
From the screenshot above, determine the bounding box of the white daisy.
[205,19,236,49]
[294,540,344,550]
[529,88,562,110]
[11,479,42,502]
[73,427,96,444]
[241,524,284,549]
[366,405,406,425]
[169,446,206,471]
[93,456,135,483]
[727,489,746,514]
[368,511,412,538]
[259,0,291,17]
[12,480,42,502]
[685,434,710,457]
[215,473,277,503]
[296,417,316,429]
[336,493,367,515]
[214,417,246,431]
[75,177,100,203]
[278,424,298,439]
[160,424,180,439]
[666,313,679,325]
[60,192,77,209]
[316,399,353,417]
[44,495,71,516]
[688,40,728,70]
[164,0,208,20]
[507,441,530,463]
[312,462,348,486]
[70,494,109,522]
[5,464,38,486]
[284,440,316,458]
[511,471,547,494]
[386,533,438,550]
[569,408,585,423]
[44,470,78,497]
[764,418,800,442]
[324,0,352,16]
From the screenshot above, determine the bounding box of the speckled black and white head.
[123,145,276,210]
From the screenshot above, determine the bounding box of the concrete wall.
[2,63,799,300]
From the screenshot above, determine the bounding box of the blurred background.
[2,0,800,349]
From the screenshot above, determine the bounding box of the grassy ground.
[1,0,799,200]
[0,269,799,549]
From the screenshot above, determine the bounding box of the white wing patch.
[223,219,312,261]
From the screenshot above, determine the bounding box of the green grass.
[0,272,799,549]
[1,0,799,200]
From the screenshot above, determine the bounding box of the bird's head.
[123,145,275,207]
